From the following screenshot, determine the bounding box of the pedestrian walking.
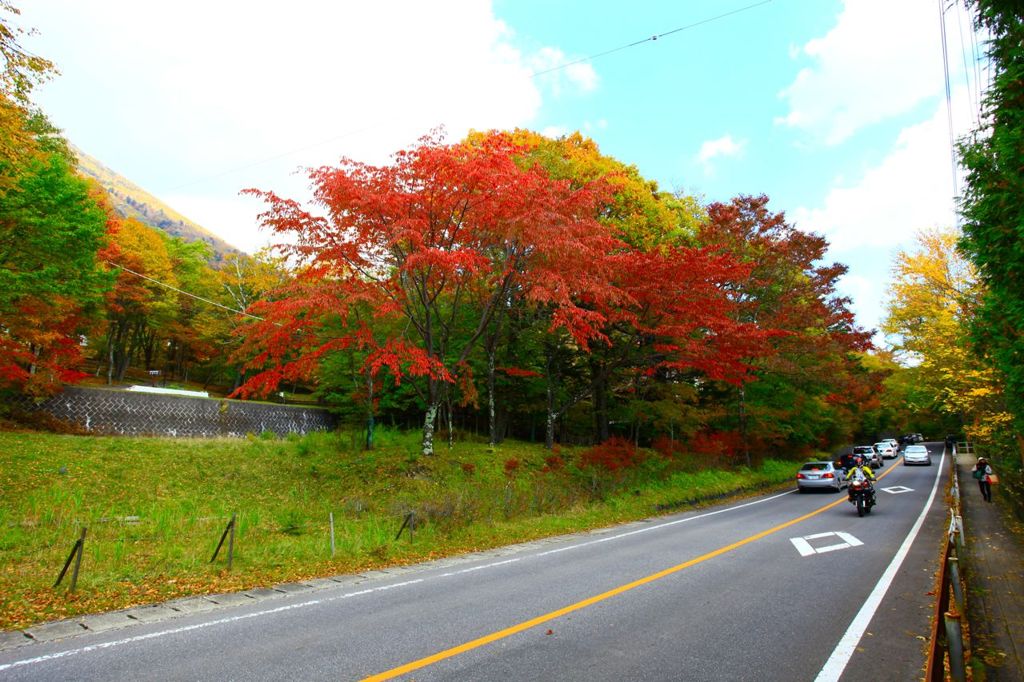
[972,457,995,502]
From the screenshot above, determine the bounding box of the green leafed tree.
[0,114,112,393]
[958,0,1024,464]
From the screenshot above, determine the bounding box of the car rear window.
[801,462,829,471]
[906,446,927,453]
[854,446,874,454]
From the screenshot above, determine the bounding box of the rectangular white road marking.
[815,451,946,681]
[790,531,863,556]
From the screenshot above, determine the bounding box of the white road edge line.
[815,451,946,682]
[0,488,796,672]
[0,579,424,673]
[534,489,796,557]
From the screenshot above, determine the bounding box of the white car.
[903,444,931,465]
[874,442,897,459]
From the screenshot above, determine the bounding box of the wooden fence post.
[54,527,88,592]
[210,514,237,569]
[329,512,336,556]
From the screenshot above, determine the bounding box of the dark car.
[900,433,925,445]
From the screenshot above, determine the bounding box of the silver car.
[904,444,931,465]
[797,461,844,492]
[874,441,897,460]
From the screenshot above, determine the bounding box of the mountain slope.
[73,146,240,260]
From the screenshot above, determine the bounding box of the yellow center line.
[363,460,905,681]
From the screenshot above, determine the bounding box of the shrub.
[652,435,684,459]
[541,453,565,473]
[691,431,741,458]
[578,437,643,472]
[503,458,521,477]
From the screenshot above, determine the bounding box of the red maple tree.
[235,131,625,455]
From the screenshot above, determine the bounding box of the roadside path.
[958,453,1024,680]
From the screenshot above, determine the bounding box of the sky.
[21,0,987,342]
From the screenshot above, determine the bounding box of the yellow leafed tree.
[883,227,1010,441]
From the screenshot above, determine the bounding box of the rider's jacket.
[845,465,876,481]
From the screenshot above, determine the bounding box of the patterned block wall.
[16,386,336,438]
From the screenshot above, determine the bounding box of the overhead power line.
[531,0,774,78]
[937,0,959,206]
[104,260,267,322]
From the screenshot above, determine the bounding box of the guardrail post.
[947,557,964,614]
[951,525,964,557]
[944,611,967,682]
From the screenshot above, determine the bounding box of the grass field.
[0,429,797,630]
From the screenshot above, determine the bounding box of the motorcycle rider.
[845,456,876,504]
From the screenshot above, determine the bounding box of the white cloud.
[791,87,973,254]
[837,272,881,331]
[531,47,599,95]
[163,193,270,256]
[26,0,590,252]
[696,134,746,174]
[776,0,947,144]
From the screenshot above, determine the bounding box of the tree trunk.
[545,348,556,450]
[488,343,497,447]
[114,323,131,382]
[591,359,609,443]
[422,399,439,457]
[739,386,751,467]
[106,330,115,386]
[445,384,454,449]
[365,370,375,450]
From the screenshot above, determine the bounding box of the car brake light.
[797,473,805,479]
[823,472,834,479]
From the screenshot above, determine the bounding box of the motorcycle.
[848,478,876,517]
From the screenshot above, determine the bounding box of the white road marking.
[533,489,796,558]
[790,531,863,557]
[815,451,946,682]
[0,488,796,672]
[0,579,424,673]
[880,486,913,494]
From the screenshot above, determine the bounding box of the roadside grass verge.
[0,430,796,630]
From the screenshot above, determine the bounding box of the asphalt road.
[0,443,949,681]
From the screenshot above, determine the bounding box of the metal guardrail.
[925,444,967,682]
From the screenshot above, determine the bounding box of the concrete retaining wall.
[15,385,336,438]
